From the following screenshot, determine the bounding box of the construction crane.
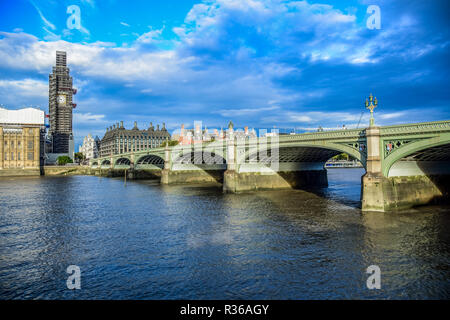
[356,111,364,128]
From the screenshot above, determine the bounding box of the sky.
[0,0,449,150]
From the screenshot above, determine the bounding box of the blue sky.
[0,0,449,149]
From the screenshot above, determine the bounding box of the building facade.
[178,122,257,145]
[0,107,45,174]
[79,133,99,159]
[100,121,170,157]
[48,51,76,154]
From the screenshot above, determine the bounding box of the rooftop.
[0,107,45,125]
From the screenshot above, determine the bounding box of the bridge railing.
[380,120,450,135]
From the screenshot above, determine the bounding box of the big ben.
[48,51,76,154]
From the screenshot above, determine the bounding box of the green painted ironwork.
[91,120,450,178]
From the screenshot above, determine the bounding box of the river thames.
[0,168,449,299]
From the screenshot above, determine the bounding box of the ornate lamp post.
[365,93,378,127]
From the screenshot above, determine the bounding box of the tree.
[57,155,73,165]
[160,140,179,147]
[74,152,85,163]
[331,153,356,161]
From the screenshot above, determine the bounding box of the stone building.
[79,133,99,159]
[100,121,170,157]
[0,107,45,176]
[178,122,257,145]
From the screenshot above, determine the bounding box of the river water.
[0,168,449,299]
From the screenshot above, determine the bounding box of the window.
[18,141,21,147]
[4,141,7,146]
[11,141,14,148]
[18,152,21,160]
[27,152,33,161]
[11,152,14,161]
[28,141,33,149]
[4,152,7,160]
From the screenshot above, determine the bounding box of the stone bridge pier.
[161,143,227,185]
[223,138,329,193]
[362,124,450,212]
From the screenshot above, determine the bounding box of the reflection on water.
[0,169,449,299]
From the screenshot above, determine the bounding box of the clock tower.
[48,51,76,154]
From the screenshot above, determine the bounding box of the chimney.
[181,124,185,137]
[245,126,248,134]
[120,121,124,128]
[156,124,160,131]
[195,123,200,133]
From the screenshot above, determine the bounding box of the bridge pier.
[362,173,448,211]
[160,143,224,185]
[361,125,450,211]
[161,169,223,185]
[361,125,386,211]
[223,135,329,192]
[223,169,327,193]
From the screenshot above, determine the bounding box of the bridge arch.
[167,151,227,183]
[383,134,450,177]
[136,154,165,169]
[244,142,366,169]
[172,151,227,166]
[115,157,131,166]
[92,161,98,166]
[101,159,111,166]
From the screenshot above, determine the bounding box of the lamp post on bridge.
[365,93,378,127]
[361,93,385,210]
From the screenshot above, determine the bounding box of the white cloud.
[73,112,106,123]
[290,115,313,122]
[136,27,165,44]
[379,112,405,120]
[80,0,95,8]
[0,78,48,109]
[43,27,61,41]
[214,106,279,117]
[30,0,56,31]
[0,78,47,97]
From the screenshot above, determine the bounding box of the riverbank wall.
[42,166,161,179]
[0,168,41,177]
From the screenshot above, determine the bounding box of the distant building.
[0,107,45,175]
[79,133,98,159]
[234,125,257,140]
[94,136,101,154]
[48,51,76,156]
[178,122,256,145]
[100,121,170,157]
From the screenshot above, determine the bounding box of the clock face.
[57,95,66,105]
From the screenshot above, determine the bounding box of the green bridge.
[91,120,450,212]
